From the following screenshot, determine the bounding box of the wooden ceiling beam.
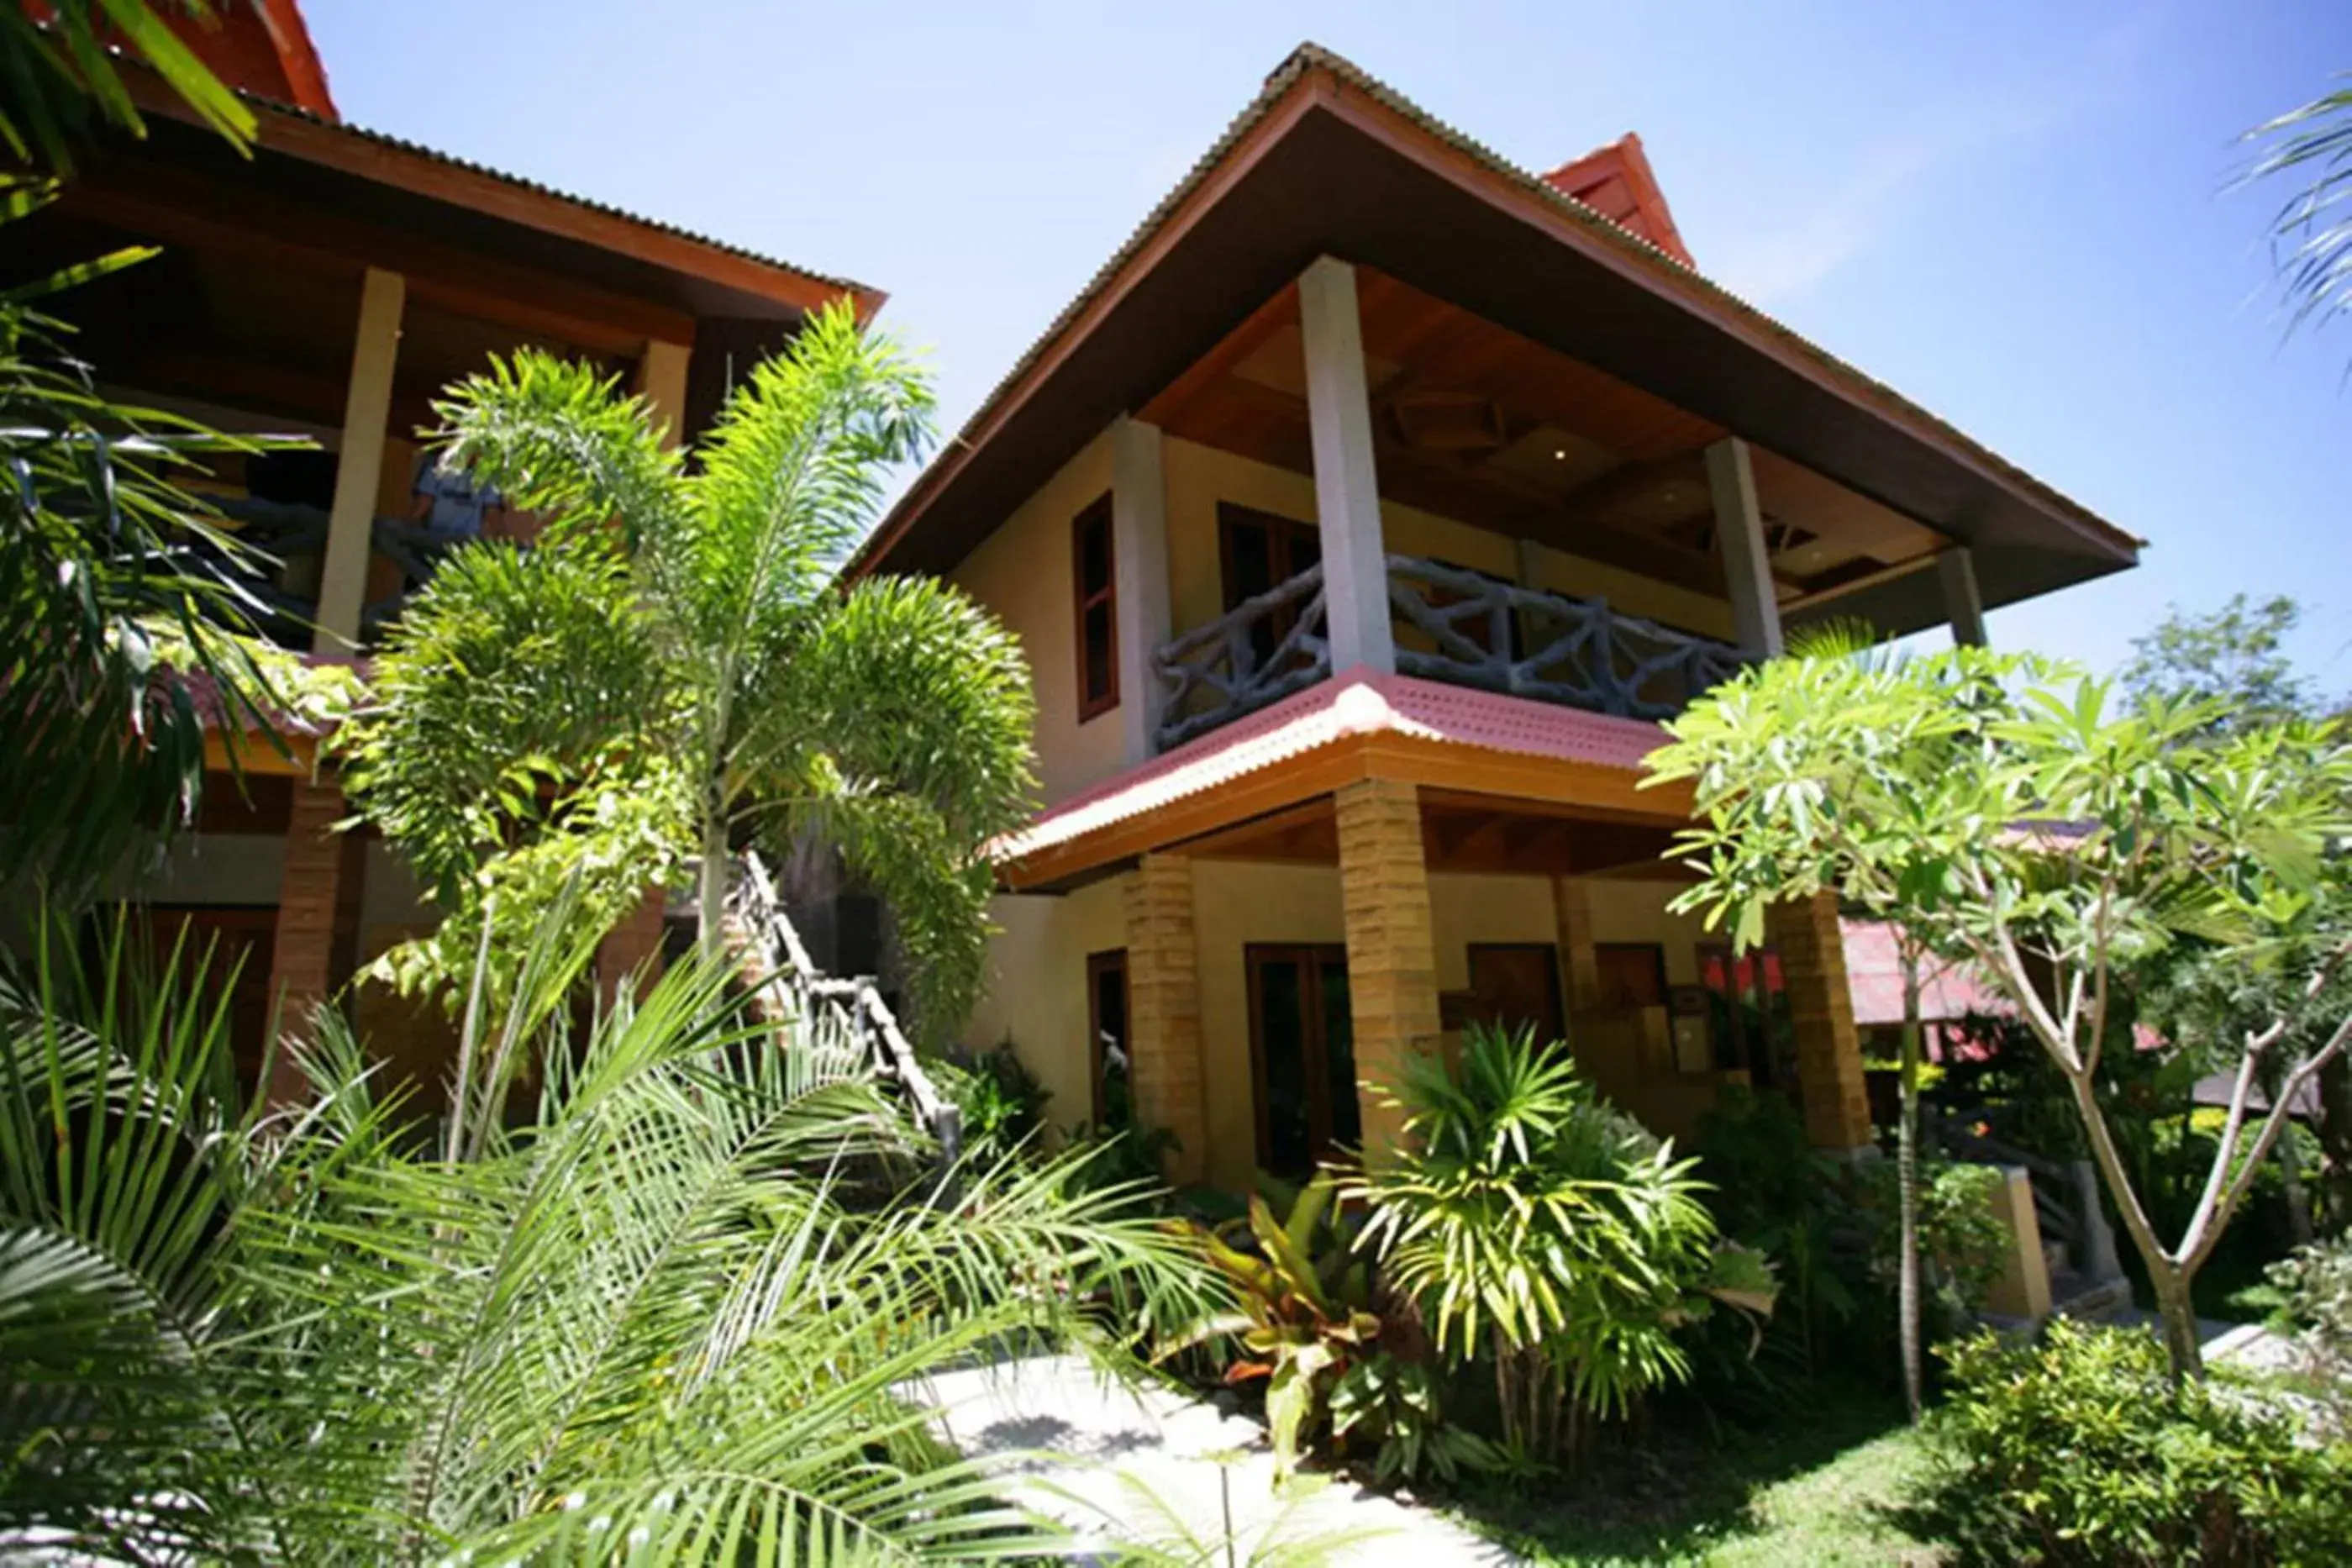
[1139,282,1301,429]
[110,347,441,435]
[61,169,697,357]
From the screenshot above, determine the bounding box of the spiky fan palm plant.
[0,907,1213,1562]
[337,304,1035,1040]
[1345,1025,1770,1470]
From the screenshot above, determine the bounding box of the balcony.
[1153,553,1750,750]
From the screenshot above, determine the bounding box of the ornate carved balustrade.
[1147,553,1750,751]
[1386,554,1750,721]
[1153,560,1331,749]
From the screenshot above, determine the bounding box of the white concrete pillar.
[1111,416,1172,763]
[313,266,405,654]
[1939,545,1989,648]
[1705,438,1782,660]
[637,339,693,450]
[1297,256,1395,676]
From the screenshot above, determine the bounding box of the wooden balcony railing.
[1386,555,1750,722]
[1153,560,1331,749]
[1150,553,1750,750]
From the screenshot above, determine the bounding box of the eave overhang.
[855,46,2137,637]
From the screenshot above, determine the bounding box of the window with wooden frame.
[1072,493,1118,721]
[1217,502,1322,673]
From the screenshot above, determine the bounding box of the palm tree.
[337,305,1035,1040]
[0,908,1210,1562]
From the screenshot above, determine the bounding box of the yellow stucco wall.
[945,430,1124,808]
[964,876,1129,1140]
[963,855,1723,1192]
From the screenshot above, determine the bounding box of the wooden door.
[1246,944,1357,1181]
[1467,943,1565,1046]
[1086,949,1129,1127]
[1594,943,1668,1009]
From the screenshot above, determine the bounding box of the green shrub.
[1918,1318,2352,1566]
[941,1037,1050,1162]
[1853,1157,2009,1334]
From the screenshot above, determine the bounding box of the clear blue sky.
[309,0,2352,686]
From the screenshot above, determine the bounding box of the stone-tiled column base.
[598,886,669,1004]
[1337,777,1440,1160]
[1125,853,1207,1183]
[266,778,364,1103]
[1771,892,1874,1152]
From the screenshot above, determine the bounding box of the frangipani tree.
[1649,645,2352,1379]
[338,304,1035,1040]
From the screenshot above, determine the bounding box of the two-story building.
[23,3,878,1093]
[850,46,2140,1189]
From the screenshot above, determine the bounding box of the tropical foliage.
[0,182,337,904]
[1165,1173,1384,1482]
[1917,1320,2352,1568]
[1346,1024,1774,1469]
[335,308,1035,1039]
[0,905,1217,1563]
[1651,645,2352,1379]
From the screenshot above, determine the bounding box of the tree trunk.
[2281,1129,2315,1249]
[2318,1051,2352,1235]
[2066,1066,2205,1380]
[696,786,729,965]
[2148,1260,2204,1381]
[1898,954,1923,1424]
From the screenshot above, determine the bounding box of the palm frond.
[2246,80,2352,350]
[0,2,256,176]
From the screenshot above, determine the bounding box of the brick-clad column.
[597,887,669,1004]
[1770,893,1874,1153]
[266,778,365,1103]
[1125,853,1207,1183]
[1337,778,1441,1160]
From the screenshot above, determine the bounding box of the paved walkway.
[918,1354,1515,1565]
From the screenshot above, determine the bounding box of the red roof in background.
[1841,918,2006,1028]
[1541,133,1694,268]
[996,671,1669,863]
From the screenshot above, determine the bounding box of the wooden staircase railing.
[729,851,961,1157]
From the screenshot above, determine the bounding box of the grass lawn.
[1446,1386,1946,1566]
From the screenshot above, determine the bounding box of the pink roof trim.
[997,671,1669,862]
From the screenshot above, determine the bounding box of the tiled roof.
[234,93,875,299]
[996,671,1666,861]
[1840,918,2005,1027]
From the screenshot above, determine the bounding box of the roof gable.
[1542,133,1693,268]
